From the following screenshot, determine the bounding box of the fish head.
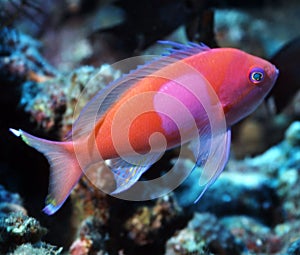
[218,49,279,125]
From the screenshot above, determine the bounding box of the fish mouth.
[265,65,279,84]
[264,65,279,87]
[275,67,279,78]
[273,67,279,85]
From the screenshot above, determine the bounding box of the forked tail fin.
[10,128,83,215]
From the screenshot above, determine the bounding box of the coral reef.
[0,185,26,217]
[69,194,185,255]
[70,174,111,236]
[10,242,63,255]
[0,212,46,248]
[232,121,300,252]
[165,213,243,255]
[124,195,183,246]
[165,228,209,255]
[0,186,62,254]
[0,28,58,84]
[0,211,60,254]
[2,1,300,255]
[221,216,282,254]
[242,122,300,219]
[70,216,108,255]
[21,64,121,137]
[177,168,282,225]
[170,121,300,254]
[286,239,300,255]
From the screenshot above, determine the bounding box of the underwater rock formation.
[68,193,186,255]
[223,121,300,253]
[221,216,282,254]
[165,212,243,255]
[286,239,300,255]
[0,28,58,84]
[171,121,300,254]
[177,168,282,225]
[70,216,108,255]
[0,211,58,254]
[242,122,300,219]
[0,185,26,217]
[0,185,62,254]
[69,174,111,242]
[21,64,121,137]
[10,242,63,255]
[124,195,183,246]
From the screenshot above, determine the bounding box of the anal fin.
[189,128,231,202]
[107,153,161,194]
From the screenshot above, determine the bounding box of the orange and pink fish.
[10,41,278,215]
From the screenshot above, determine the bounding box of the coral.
[197,121,300,254]
[165,228,209,255]
[70,193,185,255]
[0,185,27,218]
[174,160,282,226]
[0,187,63,254]
[221,216,282,254]
[171,121,300,254]
[0,28,58,83]
[274,220,300,253]
[242,121,300,220]
[285,121,300,146]
[71,176,110,231]
[9,242,63,255]
[69,174,112,255]
[70,216,108,255]
[286,239,300,255]
[124,195,183,246]
[70,238,93,255]
[0,212,47,253]
[21,64,121,137]
[176,121,300,223]
[0,185,23,205]
[165,213,243,255]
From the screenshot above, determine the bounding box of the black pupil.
[253,72,263,81]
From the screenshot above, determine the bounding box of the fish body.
[10,41,278,215]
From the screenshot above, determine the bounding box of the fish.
[10,41,279,215]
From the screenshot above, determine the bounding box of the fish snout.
[273,66,279,84]
[275,67,279,77]
[265,64,279,82]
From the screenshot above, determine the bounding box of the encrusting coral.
[21,64,121,137]
[124,195,183,246]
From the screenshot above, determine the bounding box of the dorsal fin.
[158,40,210,60]
[65,56,166,140]
[66,41,210,141]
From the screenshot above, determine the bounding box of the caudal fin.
[10,128,83,215]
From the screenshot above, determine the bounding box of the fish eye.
[249,67,265,84]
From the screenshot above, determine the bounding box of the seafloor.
[1,0,300,254]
